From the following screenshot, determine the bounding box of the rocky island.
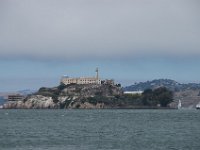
[3,82,174,109]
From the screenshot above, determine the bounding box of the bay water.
[0,109,200,150]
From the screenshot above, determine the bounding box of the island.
[3,83,173,109]
[2,69,174,109]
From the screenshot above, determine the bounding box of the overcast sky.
[0,0,200,91]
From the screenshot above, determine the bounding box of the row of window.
[64,79,99,82]
[62,78,101,84]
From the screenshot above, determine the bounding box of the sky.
[0,0,200,92]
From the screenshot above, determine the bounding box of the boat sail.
[196,102,200,109]
[178,100,182,109]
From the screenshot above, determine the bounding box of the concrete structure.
[101,79,115,85]
[124,91,143,95]
[61,68,101,85]
[7,94,25,101]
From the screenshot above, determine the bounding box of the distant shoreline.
[1,106,177,110]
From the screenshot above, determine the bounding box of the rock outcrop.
[3,95,58,109]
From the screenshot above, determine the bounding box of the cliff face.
[3,84,123,109]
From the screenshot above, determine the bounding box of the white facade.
[124,91,143,94]
[61,77,101,85]
[61,68,101,85]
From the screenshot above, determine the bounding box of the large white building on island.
[61,68,101,85]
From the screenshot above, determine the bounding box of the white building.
[124,91,143,95]
[61,68,101,85]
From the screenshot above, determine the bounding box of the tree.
[142,89,155,106]
[153,87,173,107]
[141,87,173,107]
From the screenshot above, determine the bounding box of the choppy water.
[0,109,200,150]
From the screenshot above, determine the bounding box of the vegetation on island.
[88,87,173,108]
[124,79,200,108]
[141,87,173,107]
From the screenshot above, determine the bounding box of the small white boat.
[178,100,182,109]
[196,103,200,109]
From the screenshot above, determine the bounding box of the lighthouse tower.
[96,67,99,80]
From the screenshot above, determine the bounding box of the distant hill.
[18,89,37,96]
[124,79,200,108]
[123,79,200,92]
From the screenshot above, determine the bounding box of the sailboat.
[177,100,182,109]
[196,102,200,109]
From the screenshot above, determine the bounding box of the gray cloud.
[0,0,200,60]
